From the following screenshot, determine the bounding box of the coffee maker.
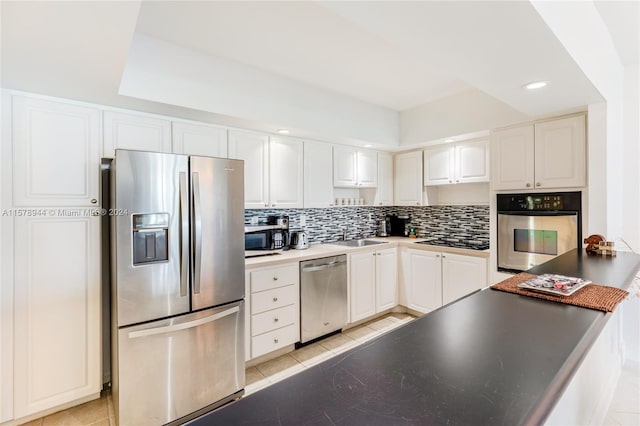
[388,214,410,237]
[267,215,290,249]
[377,217,391,237]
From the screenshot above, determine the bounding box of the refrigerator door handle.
[127,306,240,339]
[179,172,188,297]
[192,171,203,294]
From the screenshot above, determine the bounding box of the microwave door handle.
[192,172,203,295]
[179,172,188,297]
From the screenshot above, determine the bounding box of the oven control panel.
[497,191,581,212]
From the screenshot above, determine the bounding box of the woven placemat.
[491,273,629,312]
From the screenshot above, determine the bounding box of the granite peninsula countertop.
[196,249,640,425]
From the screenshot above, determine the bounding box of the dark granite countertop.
[191,249,640,426]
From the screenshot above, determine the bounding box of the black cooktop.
[417,239,489,251]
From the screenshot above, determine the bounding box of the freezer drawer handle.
[127,306,240,339]
[301,260,347,273]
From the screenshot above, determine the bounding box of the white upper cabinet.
[228,130,269,209]
[304,141,334,208]
[356,150,377,187]
[269,136,303,209]
[228,132,302,209]
[394,151,423,206]
[534,115,586,189]
[172,121,228,157]
[103,111,171,158]
[492,115,585,190]
[423,139,489,186]
[333,146,377,187]
[12,96,100,207]
[374,152,394,206]
[423,145,455,185]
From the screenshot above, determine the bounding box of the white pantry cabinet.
[247,263,300,359]
[172,121,228,157]
[374,152,394,206]
[13,215,101,418]
[103,111,171,158]
[303,141,334,208]
[333,146,377,188]
[491,115,585,190]
[423,139,489,186]
[12,96,100,207]
[394,151,423,206]
[349,247,397,323]
[229,132,303,209]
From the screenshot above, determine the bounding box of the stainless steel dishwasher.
[300,255,348,344]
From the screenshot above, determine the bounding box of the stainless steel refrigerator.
[110,150,245,426]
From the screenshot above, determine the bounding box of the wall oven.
[497,191,581,273]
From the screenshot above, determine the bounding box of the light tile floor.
[23,312,637,426]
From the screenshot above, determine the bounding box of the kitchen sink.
[330,239,385,247]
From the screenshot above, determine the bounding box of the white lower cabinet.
[247,263,300,359]
[442,253,487,305]
[400,248,487,314]
[349,248,397,323]
[13,215,101,418]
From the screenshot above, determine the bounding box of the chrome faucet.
[342,229,348,241]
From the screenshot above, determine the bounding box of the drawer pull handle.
[273,276,279,281]
[273,297,278,302]
[274,317,279,322]
[274,338,279,344]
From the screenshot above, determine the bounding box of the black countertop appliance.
[388,214,410,236]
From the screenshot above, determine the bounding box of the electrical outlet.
[300,215,306,227]
[250,216,258,225]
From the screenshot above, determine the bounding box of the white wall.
[622,64,640,252]
[119,34,400,149]
[399,89,531,145]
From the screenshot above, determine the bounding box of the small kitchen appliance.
[290,230,309,249]
[377,217,390,237]
[388,214,410,236]
[245,215,289,257]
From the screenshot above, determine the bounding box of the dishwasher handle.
[302,260,347,273]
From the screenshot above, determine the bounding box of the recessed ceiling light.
[277,129,290,134]
[445,138,455,143]
[363,144,373,148]
[524,81,548,90]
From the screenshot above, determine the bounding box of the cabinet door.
[442,253,487,305]
[375,152,394,206]
[269,136,303,209]
[491,125,534,190]
[349,251,376,323]
[394,151,423,206]
[228,130,269,209]
[424,145,455,185]
[357,149,377,187]
[534,115,586,189]
[172,122,227,157]
[406,250,441,313]
[333,146,357,187]
[103,111,171,158]
[12,96,100,207]
[14,215,100,417]
[375,248,397,312]
[455,139,490,184]
[304,141,334,208]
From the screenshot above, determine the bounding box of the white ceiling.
[1,1,636,122]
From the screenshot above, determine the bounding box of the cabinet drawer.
[251,285,297,315]
[251,304,298,336]
[251,323,298,359]
[251,264,298,293]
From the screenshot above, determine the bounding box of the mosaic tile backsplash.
[244,205,489,246]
